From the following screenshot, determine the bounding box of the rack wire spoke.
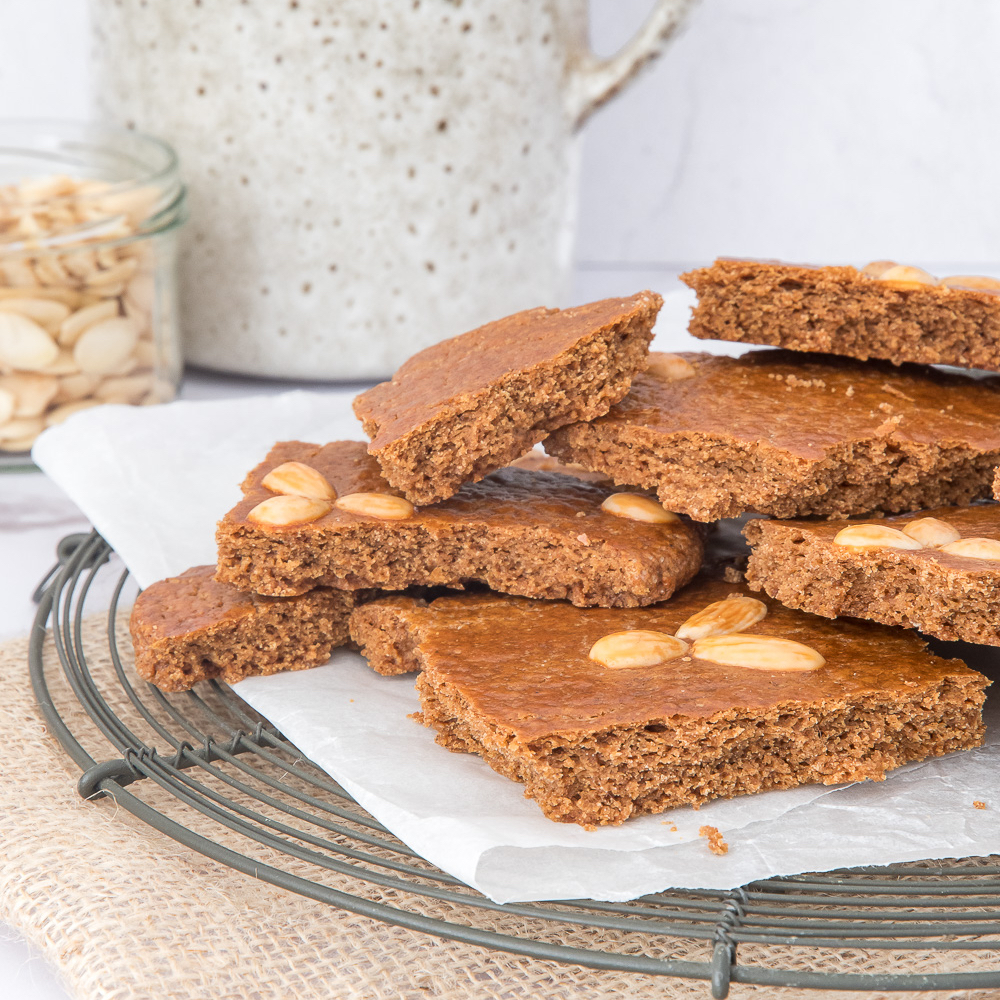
[28,531,1000,998]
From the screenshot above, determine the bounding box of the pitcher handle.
[566,0,698,129]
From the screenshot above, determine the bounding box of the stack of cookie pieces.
[679,257,1000,645]
[130,278,996,830]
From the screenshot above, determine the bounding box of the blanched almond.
[17,174,77,202]
[100,353,139,378]
[860,260,897,278]
[0,432,40,452]
[940,275,1000,292]
[45,399,100,427]
[589,630,688,670]
[86,257,138,288]
[32,254,73,286]
[143,374,176,404]
[95,372,154,404]
[601,493,680,524]
[0,312,59,371]
[53,371,100,404]
[832,524,923,550]
[0,297,71,331]
[262,461,337,501]
[0,415,44,441]
[247,495,332,527]
[0,373,59,417]
[692,635,825,672]
[58,299,119,347]
[37,348,84,376]
[61,249,99,281]
[901,517,961,548]
[125,271,155,317]
[646,353,697,381]
[73,317,139,375]
[0,259,38,287]
[0,285,80,308]
[95,185,161,226]
[334,492,414,519]
[134,338,157,367]
[676,595,768,642]
[877,265,938,289]
[939,537,1000,562]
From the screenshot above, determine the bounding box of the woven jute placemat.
[1,617,998,1000]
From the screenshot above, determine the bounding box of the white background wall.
[583,0,1000,270]
[3,0,1000,274]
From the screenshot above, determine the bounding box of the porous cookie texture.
[129,566,357,692]
[352,292,661,504]
[682,258,1000,371]
[349,597,428,677]
[745,504,1000,645]
[215,440,703,606]
[349,581,988,828]
[545,350,1000,522]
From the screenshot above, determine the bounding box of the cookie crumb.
[974,800,987,810]
[699,825,729,855]
[785,375,826,389]
[874,414,903,437]
[723,565,745,584]
[881,382,916,403]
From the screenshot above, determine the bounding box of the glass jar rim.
[0,119,185,256]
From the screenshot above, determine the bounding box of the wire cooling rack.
[28,531,1000,998]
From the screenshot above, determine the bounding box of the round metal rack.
[29,531,1000,998]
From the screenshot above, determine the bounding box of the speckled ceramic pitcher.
[91,0,695,379]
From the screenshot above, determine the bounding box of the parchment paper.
[31,299,999,904]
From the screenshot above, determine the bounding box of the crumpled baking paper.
[31,333,999,904]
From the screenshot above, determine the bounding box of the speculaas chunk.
[348,581,989,827]
[352,292,661,504]
[745,504,1000,645]
[682,258,1000,371]
[215,440,703,606]
[129,566,357,692]
[348,597,427,676]
[545,349,1000,522]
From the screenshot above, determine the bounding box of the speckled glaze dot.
[91,0,689,379]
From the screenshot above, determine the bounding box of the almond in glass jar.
[0,121,185,461]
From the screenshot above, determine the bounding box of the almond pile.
[0,173,178,452]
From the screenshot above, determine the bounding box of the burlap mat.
[2,616,999,1000]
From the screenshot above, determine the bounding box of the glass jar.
[0,120,185,462]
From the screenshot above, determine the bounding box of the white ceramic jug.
[91,0,695,379]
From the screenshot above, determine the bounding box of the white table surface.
[1,265,701,1000]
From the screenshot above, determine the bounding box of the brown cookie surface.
[352,292,661,504]
[129,566,358,692]
[683,258,1000,371]
[546,349,1000,521]
[349,581,989,828]
[745,503,1000,645]
[216,439,703,606]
